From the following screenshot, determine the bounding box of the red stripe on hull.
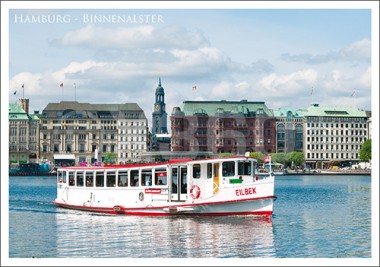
[53,196,276,217]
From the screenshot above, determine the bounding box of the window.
[76,171,84,187]
[117,171,128,187]
[96,172,104,187]
[238,161,252,176]
[86,172,94,187]
[106,172,116,187]
[155,169,167,186]
[193,164,201,179]
[207,163,212,179]
[222,161,235,177]
[141,169,152,186]
[130,170,139,186]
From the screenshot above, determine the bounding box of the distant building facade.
[303,104,369,168]
[39,101,148,164]
[273,106,306,153]
[9,100,41,164]
[170,100,276,155]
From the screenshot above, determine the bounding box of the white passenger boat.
[53,154,277,216]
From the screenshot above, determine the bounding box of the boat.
[53,153,277,216]
[9,162,56,176]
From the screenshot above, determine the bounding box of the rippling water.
[7,175,373,263]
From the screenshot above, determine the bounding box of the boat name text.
[235,187,256,196]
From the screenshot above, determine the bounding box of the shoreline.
[284,170,371,176]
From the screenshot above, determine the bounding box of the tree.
[271,153,286,164]
[250,151,264,162]
[359,139,371,161]
[103,152,117,164]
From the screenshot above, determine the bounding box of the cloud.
[280,38,371,64]
[59,24,210,50]
[257,69,318,96]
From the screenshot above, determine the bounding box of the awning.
[54,154,75,160]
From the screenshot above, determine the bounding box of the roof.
[42,101,146,119]
[304,104,367,117]
[174,100,274,117]
[272,106,307,117]
[9,104,30,120]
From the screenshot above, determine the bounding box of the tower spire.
[158,77,161,86]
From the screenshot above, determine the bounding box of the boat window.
[106,171,116,187]
[238,161,252,176]
[130,170,139,187]
[193,164,201,179]
[222,161,235,177]
[85,172,94,187]
[207,163,212,179]
[155,168,167,185]
[171,168,178,193]
[58,171,66,183]
[141,169,152,186]
[95,171,104,187]
[181,169,187,193]
[68,171,75,186]
[117,171,128,187]
[76,171,84,187]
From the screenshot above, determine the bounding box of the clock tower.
[152,77,168,134]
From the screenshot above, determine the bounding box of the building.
[170,100,276,155]
[303,104,369,169]
[272,106,306,153]
[9,99,41,165]
[39,101,148,165]
[152,78,168,134]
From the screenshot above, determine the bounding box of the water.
[6,175,374,263]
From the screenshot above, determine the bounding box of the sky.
[2,1,378,132]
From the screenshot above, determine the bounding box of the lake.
[4,174,376,265]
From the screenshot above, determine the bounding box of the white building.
[303,104,370,169]
[40,101,148,165]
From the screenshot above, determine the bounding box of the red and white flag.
[263,156,271,163]
[60,83,64,88]
[192,85,197,91]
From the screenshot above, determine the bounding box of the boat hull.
[53,195,276,216]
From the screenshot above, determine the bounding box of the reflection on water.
[55,211,275,258]
[8,175,372,260]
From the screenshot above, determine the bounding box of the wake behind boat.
[53,154,277,216]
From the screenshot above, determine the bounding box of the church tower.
[152,77,168,134]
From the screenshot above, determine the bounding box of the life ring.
[190,185,201,199]
[138,192,144,201]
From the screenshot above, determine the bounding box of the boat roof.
[57,156,257,171]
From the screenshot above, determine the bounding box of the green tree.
[219,152,234,158]
[103,152,117,164]
[359,139,371,161]
[284,152,304,168]
[250,151,264,162]
[271,153,286,164]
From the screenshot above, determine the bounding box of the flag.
[263,155,271,163]
[13,90,17,95]
[310,87,313,95]
[21,84,24,89]
[60,83,64,87]
[192,85,197,91]
[351,90,356,97]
